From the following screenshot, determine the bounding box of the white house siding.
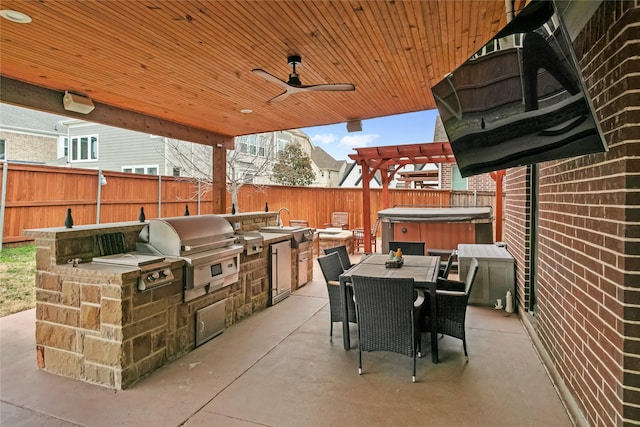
[66,122,167,174]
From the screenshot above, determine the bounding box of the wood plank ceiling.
[0,0,526,145]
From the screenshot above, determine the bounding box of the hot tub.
[378,207,493,253]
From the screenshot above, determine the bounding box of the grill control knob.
[163,269,172,277]
[151,272,160,280]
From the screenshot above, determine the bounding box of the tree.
[271,142,316,186]
[161,133,277,212]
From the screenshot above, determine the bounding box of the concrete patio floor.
[1,255,572,427]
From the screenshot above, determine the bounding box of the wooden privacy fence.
[0,162,498,244]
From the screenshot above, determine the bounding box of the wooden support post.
[361,165,373,252]
[212,145,227,214]
[491,169,505,242]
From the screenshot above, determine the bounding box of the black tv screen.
[431,0,607,177]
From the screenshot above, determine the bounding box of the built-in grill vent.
[98,232,127,256]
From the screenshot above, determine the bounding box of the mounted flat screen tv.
[431,0,607,177]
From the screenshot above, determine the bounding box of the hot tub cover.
[377,207,492,223]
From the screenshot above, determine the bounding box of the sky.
[301,109,440,161]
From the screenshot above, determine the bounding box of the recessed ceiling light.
[0,10,32,24]
[240,109,253,114]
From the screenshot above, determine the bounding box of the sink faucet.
[277,207,290,228]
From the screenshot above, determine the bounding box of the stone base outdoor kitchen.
[23,212,311,390]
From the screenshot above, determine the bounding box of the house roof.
[0,103,66,135]
[0,0,526,148]
[311,145,344,171]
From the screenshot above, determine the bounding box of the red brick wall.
[503,166,531,310]
[504,2,639,425]
[440,163,501,191]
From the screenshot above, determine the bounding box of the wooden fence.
[0,162,498,244]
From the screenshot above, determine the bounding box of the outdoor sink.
[260,226,313,249]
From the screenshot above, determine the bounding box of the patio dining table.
[339,254,441,363]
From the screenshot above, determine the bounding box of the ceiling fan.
[252,55,355,104]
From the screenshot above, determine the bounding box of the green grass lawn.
[0,245,36,317]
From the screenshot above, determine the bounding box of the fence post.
[0,162,8,253]
[158,175,162,218]
[96,168,102,224]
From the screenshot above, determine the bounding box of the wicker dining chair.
[350,275,422,382]
[388,241,425,256]
[352,218,380,253]
[324,245,352,271]
[439,249,456,279]
[420,257,479,361]
[317,252,357,340]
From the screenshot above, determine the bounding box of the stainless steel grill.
[136,215,243,302]
[93,252,175,291]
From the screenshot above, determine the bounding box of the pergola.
[348,142,505,252]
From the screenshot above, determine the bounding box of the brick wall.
[440,162,504,192]
[0,131,58,163]
[503,165,531,311]
[504,2,639,425]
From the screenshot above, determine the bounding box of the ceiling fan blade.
[302,83,356,92]
[252,69,289,89]
[266,90,292,104]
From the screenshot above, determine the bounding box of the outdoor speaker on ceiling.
[63,91,95,114]
[346,119,362,133]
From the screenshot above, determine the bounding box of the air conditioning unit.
[63,91,95,114]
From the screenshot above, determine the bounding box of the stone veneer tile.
[80,284,101,304]
[80,303,101,331]
[36,303,80,327]
[152,330,166,352]
[38,271,62,292]
[36,321,77,352]
[132,299,167,322]
[122,312,167,340]
[35,247,52,271]
[101,298,122,326]
[101,324,124,342]
[83,335,122,366]
[42,347,83,378]
[101,284,123,299]
[61,281,80,307]
[36,289,60,304]
[133,334,152,361]
[84,362,116,388]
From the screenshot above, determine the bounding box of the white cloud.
[340,133,380,148]
[310,133,336,145]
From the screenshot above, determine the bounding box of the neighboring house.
[339,163,384,188]
[309,144,348,187]
[63,118,169,174]
[1,104,347,186]
[337,115,498,191]
[0,103,67,163]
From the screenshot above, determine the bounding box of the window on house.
[0,139,5,160]
[58,136,69,158]
[173,166,181,177]
[70,135,98,162]
[122,165,159,175]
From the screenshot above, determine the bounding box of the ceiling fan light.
[288,73,302,86]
